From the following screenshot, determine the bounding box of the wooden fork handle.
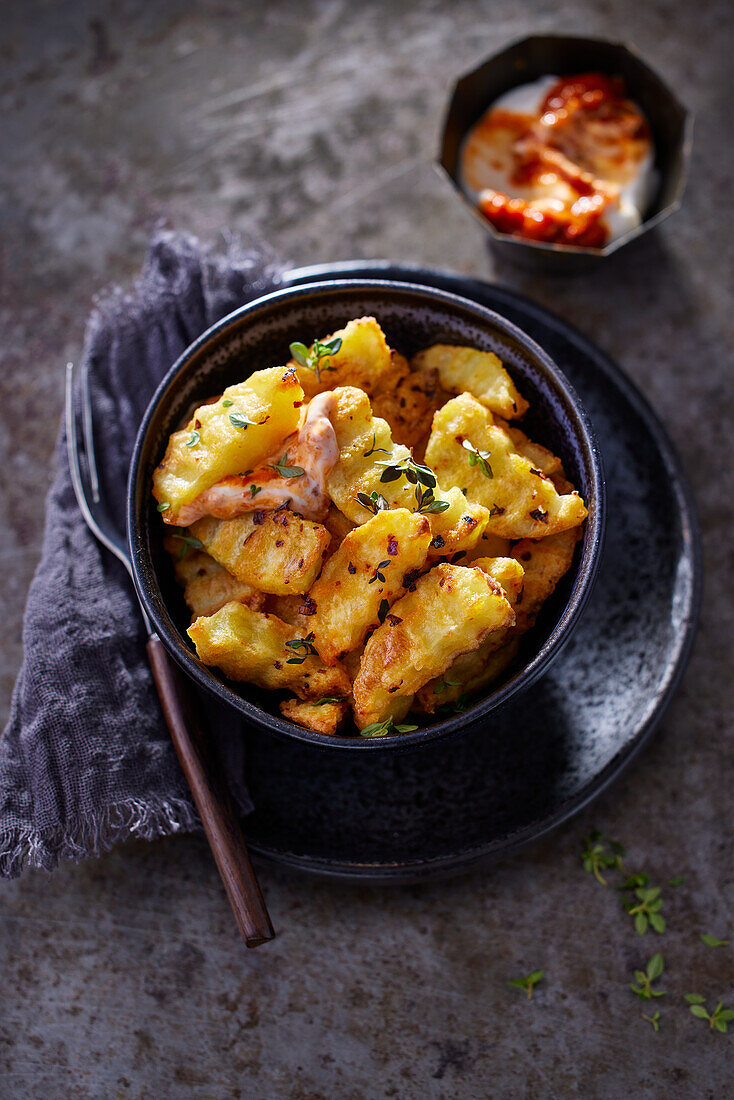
[146,634,274,948]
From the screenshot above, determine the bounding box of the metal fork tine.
[81,355,101,504]
[65,362,136,583]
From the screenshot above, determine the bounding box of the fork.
[65,362,274,948]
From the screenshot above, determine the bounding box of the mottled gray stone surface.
[1,2,732,1097]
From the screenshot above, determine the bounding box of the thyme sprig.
[462,438,493,478]
[641,1011,661,1031]
[355,490,389,515]
[414,485,450,515]
[359,717,419,738]
[171,534,204,560]
[369,560,391,585]
[684,995,734,1033]
[625,887,666,935]
[284,632,318,664]
[630,954,666,1000]
[363,432,391,458]
[270,452,306,478]
[508,969,544,1000]
[290,336,342,384]
[376,454,437,489]
[581,829,626,885]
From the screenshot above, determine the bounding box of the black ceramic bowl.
[438,34,692,272]
[128,279,605,750]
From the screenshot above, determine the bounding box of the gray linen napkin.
[0,230,281,878]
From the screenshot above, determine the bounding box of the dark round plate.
[234,262,702,882]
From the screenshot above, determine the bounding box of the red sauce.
[463,72,652,249]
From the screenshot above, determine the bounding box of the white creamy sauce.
[175,391,339,526]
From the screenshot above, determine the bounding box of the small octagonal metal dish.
[438,34,693,272]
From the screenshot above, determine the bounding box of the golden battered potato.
[512,528,581,634]
[188,601,351,700]
[310,508,433,665]
[279,697,349,735]
[371,367,444,455]
[416,557,524,712]
[165,539,265,620]
[190,509,330,596]
[352,563,514,728]
[425,394,587,540]
[327,387,489,557]
[496,420,565,478]
[322,504,355,553]
[411,344,529,419]
[463,531,512,563]
[288,316,392,398]
[262,593,317,634]
[153,367,303,519]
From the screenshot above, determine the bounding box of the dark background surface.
[1,2,732,1097]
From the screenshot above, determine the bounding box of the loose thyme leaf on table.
[700,934,730,947]
[624,887,666,935]
[508,969,544,1000]
[641,1011,661,1032]
[630,953,666,1000]
[581,829,626,885]
[684,995,734,1033]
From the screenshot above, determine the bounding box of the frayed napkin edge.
[0,796,201,879]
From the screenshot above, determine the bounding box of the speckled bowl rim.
[128,279,606,751]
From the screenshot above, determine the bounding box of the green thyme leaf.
[270,452,306,478]
[229,411,258,430]
[701,934,729,947]
[462,438,493,478]
[186,429,201,447]
[171,534,204,559]
[222,398,234,407]
[359,718,418,738]
[508,969,544,1000]
[641,1011,661,1031]
[250,484,261,497]
[363,432,392,458]
[157,502,171,512]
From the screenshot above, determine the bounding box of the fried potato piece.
[424,487,488,563]
[188,601,350,700]
[165,539,265,619]
[288,317,392,398]
[190,508,330,596]
[262,593,317,634]
[352,563,514,729]
[411,344,529,419]
[416,557,524,712]
[153,367,303,519]
[327,387,489,556]
[495,419,565,478]
[425,394,587,540]
[279,697,349,735]
[310,508,432,665]
[322,504,355,553]
[463,531,512,563]
[371,367,444,455]
[512,528,581,634]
